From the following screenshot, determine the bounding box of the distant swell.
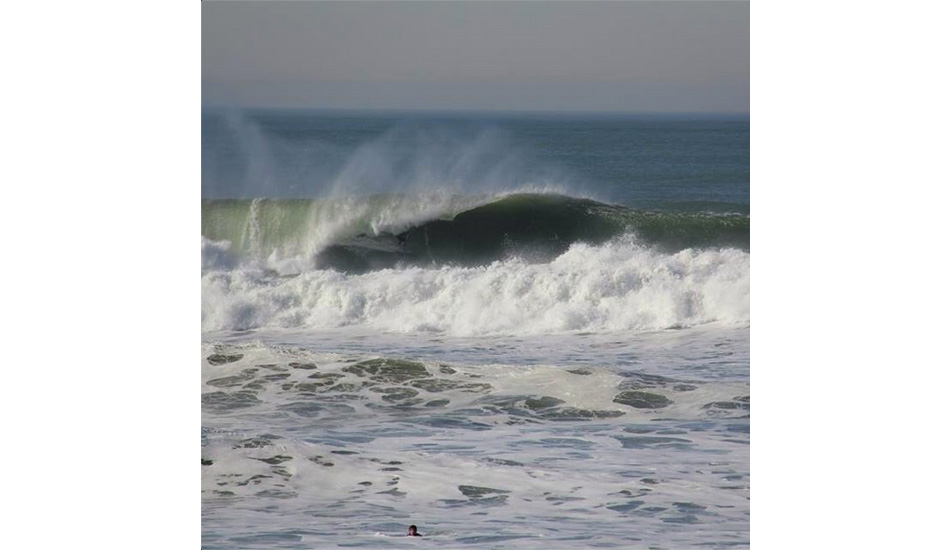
[201,193,749,273]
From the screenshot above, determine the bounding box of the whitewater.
[201,110,750,549]
[202,231,748,335]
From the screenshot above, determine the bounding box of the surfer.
[407,524,422,536]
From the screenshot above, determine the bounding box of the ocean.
[201,109,750,549]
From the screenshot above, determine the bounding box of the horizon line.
[201,104,750,119]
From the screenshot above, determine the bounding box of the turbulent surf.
[201,193,749,335]
[201,110,750,549]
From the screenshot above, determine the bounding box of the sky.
[202,0,749,114]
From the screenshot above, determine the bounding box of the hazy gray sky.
[202,1,749,113]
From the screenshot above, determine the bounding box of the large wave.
[201,192,749,336]
[201,192,749,274]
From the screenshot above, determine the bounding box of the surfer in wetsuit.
[407,524,422,536]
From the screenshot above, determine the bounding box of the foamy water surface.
[202,112,749,549]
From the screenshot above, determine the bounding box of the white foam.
[201,236,749,336]
[201,341,749,549]
[200,237,237,272]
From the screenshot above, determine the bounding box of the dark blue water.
[201,109,748,212]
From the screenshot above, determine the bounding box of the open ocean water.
[201,109,750,549]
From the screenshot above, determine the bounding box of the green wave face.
[202,194,749,273]
[201,199,320,257]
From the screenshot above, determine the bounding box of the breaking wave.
[201,192,749,273]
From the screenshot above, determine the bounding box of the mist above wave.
[203,110,579,199]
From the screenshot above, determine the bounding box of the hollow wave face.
[200,192,499,273]
[201,192,749,274]
[201,235,749,336]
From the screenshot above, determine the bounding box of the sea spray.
[202,111,750,549]
[201,236,749,335]
[203,110,578,200]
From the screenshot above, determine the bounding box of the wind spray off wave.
[202,111,751,549]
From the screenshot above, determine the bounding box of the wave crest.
[201,193,749,273]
